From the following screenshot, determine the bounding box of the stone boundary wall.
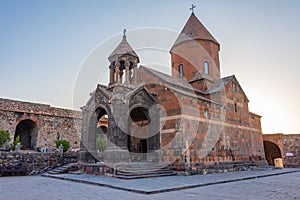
[0,98,82,150]
[263,133,300,168]
[283,134,300,167]
[0,98,82,119]
[0,152,78,176]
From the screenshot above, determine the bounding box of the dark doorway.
[140,139,147,153]
[263,141,282,166]
[95,108,109,138]
[128,107,149,155]
[14,119,38,150]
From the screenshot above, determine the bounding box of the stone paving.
[0,169,299,200]
[42,168,300,194]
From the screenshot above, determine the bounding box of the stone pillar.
[133,65,137,84]
[125,60,130,84]
[109,68,114,84]
[115,61,120,83]
[131,60,138,84]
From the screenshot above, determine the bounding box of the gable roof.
[108,35,139,63]
[138,66,223,105]
[97,84,112,98]
[171,13,219,50]
[208,75,249,102]
[139,66,204,95]
[126,84,156,102]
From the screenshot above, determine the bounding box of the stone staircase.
[47,163,79,175]
[114,162,176,180]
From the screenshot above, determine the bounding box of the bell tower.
[108,29,140,85]
[170,5,220,85]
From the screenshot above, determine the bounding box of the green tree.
[0,130,10,147]
[10,135,22,151]
[55,140,70,152]
[96,136,107,152]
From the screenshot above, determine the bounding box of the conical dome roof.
[108,33,139,63]
[171,13,219,50]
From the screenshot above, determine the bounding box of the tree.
[0,130,10,147]
[10,135,22,151]
[55,140,70,152]
[96,135,107,152]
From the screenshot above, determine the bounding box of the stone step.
[117,169,171,176]
[115,162,169,171]
[117,166,167,172]
[114,171,177,180]
[113,162,176,179]
[47,163,78,174]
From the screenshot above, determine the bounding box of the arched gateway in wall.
[263,140,282,166]
[14,119,38,150]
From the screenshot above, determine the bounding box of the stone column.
[125,60,130,84]
[133,65,137,84]
[109,68,114,84]
[115,61,120,83]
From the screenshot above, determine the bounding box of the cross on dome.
[190,4,196,13]
[123,29,126,38]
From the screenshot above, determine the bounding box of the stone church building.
[1,11,299,170]
[80,12,266,167]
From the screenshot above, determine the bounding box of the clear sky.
[0,0,299,134]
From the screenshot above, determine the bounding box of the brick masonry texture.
[263,134,300,167]
[0,98,82,150]
[137,67,265,165]
[0,152,78,176]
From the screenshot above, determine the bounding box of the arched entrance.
[263,141,282,166]
[97,115,108,136]
[14,119,38,150]
[128,107,150,157]
[87,107,109,161]
[95,108,109,137]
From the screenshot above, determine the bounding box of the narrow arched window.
[204,109,209,119]
[179,64,184,78]
[232,82,237,92]
[204,62,209,75]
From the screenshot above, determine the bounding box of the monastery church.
[80,10,265,167]
[2,6,300,175]
[8,8,299,173]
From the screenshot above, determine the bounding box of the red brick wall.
[171,40,220,82]
[137,67,265,164]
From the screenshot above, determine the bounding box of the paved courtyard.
[0,169,299,200]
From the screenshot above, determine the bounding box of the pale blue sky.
[0,0,299,134]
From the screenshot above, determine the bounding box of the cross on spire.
[123,29,126,39]
[190,4,196,14]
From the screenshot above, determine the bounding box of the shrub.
[55,140,70,152]
[10,135,22,151]
[0,130,10,147]
[96,136,107,152]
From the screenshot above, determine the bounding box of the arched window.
[204,62,209,75]
[234,103,238,113]
[204,109,209,119]
[178,64,184,78]
[232,82,237,92]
